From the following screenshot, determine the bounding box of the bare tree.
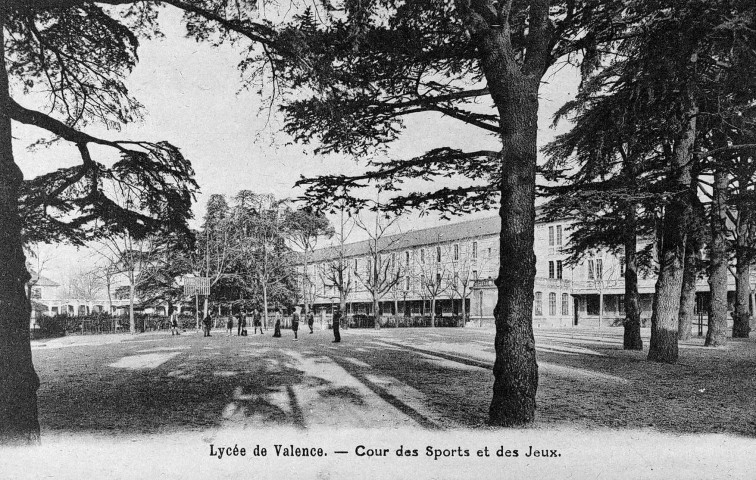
[418,245,452,327]
[94,234,163,334]
[23,243,52,303]
[588,256,621,328]
[67,268,105,314]
[354,211,403,329]
[449,249,475,322]
[316,207,357,334]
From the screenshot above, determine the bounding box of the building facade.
[302,214,756,329]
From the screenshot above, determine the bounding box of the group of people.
[195,306,342,343]
[223,308,265,337]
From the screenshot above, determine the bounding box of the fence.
[32,314,197,338]
[347,314,466,329]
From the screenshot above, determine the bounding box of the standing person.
[240,312,247,336]
[226,310,233,336]
[332,306,342,343]
[273,309,282,338]
[307,311,315,334]
[253,308,263,335]
[202,313,212,337]
[237,309,245,336]
[291,307,300,341]
[170,311,180,336]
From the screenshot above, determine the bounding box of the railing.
[347,314,466,328]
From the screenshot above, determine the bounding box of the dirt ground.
[29,325,756,437]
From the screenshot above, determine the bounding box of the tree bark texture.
[733,205,752,338]
[706,168,729,347]
[677,234,698,341]
[648,101,697,363]
[678,189,704,341]
[0,10,41,445]
[623,204,642,349]
[481,28,540,425]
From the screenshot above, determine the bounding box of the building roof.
[310,215,504,263]
[30,273,60,287]
[307,204,566,264]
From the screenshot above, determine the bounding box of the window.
[354,259,358,272]
[31,287,42,300]
[556,225,563,246]
[453,244,459,261]
[549,292,557,316]
[473,270,478,280]
[391,252,396,268]
[454,272,459,288]
[586,295,600,315]
[596,259,603,279]
[405,276,410,291]
[367,259,372,277]
[421,249,425,264]
[556,260,563,280]
[561,293,569,316]
[534,292,543,316]
[548,226,555,246]
[472,241,478,259]
[588,259,595,280]
[436,273,442,285]
[619,256,625,277]
[405,251,410,266]
[421,275,426,287]
[548,261,555,279]
[436,246,441,262]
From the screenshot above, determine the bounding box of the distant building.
[302,214,755,329]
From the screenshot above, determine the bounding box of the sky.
[12,6,580,284]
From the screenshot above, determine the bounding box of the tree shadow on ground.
[32,329,756,437]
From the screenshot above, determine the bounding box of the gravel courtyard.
[30,326,756,437]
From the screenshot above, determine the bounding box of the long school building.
[301,215,755,330]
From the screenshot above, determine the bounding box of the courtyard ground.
[30,325,756,436]
[6,326,755,479]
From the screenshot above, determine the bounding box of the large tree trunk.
[623,204,642,349]
[733,207,752,338]
[648,101,697,363]
[678,235,698,341]
[679,190,704,341]
[0,11,41,444]
[706,168,729,347]
[484,45,540,426]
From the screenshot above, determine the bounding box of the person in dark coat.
[202,314,212,337]
[237,309,245,336]
[239,312,247,336]
[226,312,233,336]
[307,311,315,334]
[273,309,282,338]
[332,306,341,343]
[291,308,300,340]
[253,308,263,335]
[170,311,180,336]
